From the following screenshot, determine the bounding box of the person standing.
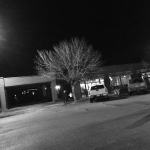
[63,90,68,104]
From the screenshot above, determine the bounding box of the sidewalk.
[0,102,63,118]
[0,98,90,118]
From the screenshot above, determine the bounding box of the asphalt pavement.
[1,94,150,150]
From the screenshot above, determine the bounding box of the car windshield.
[91,85,104,90]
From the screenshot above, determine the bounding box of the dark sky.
[0,0,150,77]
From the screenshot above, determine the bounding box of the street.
[1,94,150,150]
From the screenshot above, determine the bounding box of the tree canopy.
[35,38,102,84]
[35,38,102,100]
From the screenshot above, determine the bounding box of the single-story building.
[0,74,57,112]
[80,62,150,92]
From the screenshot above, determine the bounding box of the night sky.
[0,1,150,77]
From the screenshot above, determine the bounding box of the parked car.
[128,78,147,95]
[89,85,109,103]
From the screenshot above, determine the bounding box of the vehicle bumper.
[90,94,109,102]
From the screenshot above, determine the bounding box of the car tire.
[90,98,94,103]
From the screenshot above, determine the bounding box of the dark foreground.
[1,94,150,150]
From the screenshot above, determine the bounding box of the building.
[0,74,57,112]
[80,62,150,92]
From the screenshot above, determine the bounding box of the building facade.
[80,62,150,92]
[0,74,57,112]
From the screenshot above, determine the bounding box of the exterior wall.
[0,78,7,112]
[82,75,131,90]
[80,78,104,91]
[120,75,131,85]
[51,79,57,102]
[4,75,55,87]
[110,75,131,86]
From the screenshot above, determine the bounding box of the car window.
[91,85,104,90]
[132,78,143,83]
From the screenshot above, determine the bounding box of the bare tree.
[35,38,102,101]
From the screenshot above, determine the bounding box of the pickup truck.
[128,78,147,95]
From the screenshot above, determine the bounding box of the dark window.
[131,78,143,83]
[91,85,104,90]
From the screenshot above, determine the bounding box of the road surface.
[1,94,150,150]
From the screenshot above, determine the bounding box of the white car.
[89,85,109,103]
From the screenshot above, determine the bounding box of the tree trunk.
[71,81,82,102]
[104,74,111,93]
[71,85,77,102]
[84,80,88,97]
